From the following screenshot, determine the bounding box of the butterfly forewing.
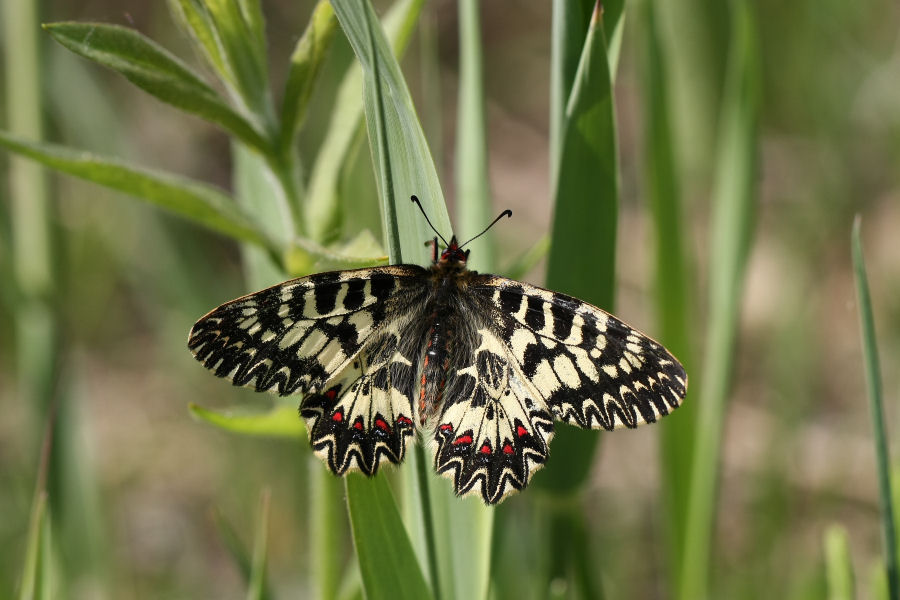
[188,266,427,396]
[470,276,687,431]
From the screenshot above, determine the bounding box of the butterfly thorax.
[417,236,481,424]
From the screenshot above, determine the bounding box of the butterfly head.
[411,195,512,267]
[437,236,470,265]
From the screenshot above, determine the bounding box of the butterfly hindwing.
[470,276,687,431]
[431,327,554,504]
[188,265,427,396]
[300,319,423,475]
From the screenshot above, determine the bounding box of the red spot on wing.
[325,387,338,400]
[452,434,473,446]
[439,423,453,432]
[516,425,528,437]
[397,415,413,426]
[331,410,343,422]
[353,419,364,431]
[502,443,514,455]
[375,418,390,433]
[480,443,492,454]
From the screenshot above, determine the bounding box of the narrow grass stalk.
[246,489,271,600]
[455,0,493,269]
[851,217,899,600]
[5,0,64,595]
[4,0,56,429]
[824,524,854,600]
[414,446,442,598]
[641,0,694,591]
[18,406,58,600]
[678,3,759,599]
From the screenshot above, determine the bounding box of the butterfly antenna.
[411,195,449,246]
[460,209,513,249]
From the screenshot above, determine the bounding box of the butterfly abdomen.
[418,271,460,424]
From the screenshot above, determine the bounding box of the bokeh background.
[2,0,899,598]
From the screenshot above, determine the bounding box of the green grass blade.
[0,131,277,251]
[280,1,337,154]
[212,508,273,600]
[44,22,270,152]
[345,474,433,600]
[601,0,625,76]
[332,0,448,262]
[678,3,759,599]
[852,217,899,600]
[188,403,306,438]
[536,2,618,496]
[455,0,493,271]
[18,492,50,600]
[549,0,592,184]
[824,524,854,600]
[305,0,425,243]
[18,407,57,600]
[642,0,694,588]
[246,489,272,600]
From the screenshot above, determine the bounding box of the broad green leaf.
[679,3,759,599]
[0,131,276,251]
[286,230,387,275]
[306,0,425,244]
[538,4,618,496]
[167,0,229,81]
[642,0,694,585]
[346,474,433,600]
[204,0,274,126]
[852,217,900,600]
[188,403,305,438]
[281,1,338,153]
[232,142,295,288]
[44,22,270,152]
[823,525,854,600]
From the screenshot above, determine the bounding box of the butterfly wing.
[188,265,429,474]
[430,325,555,504]
[469,276,687,431]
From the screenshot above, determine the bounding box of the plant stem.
[852,216,899,600]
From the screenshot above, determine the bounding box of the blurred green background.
[1,0,899,598]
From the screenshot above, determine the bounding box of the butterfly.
[188,196,687,504]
